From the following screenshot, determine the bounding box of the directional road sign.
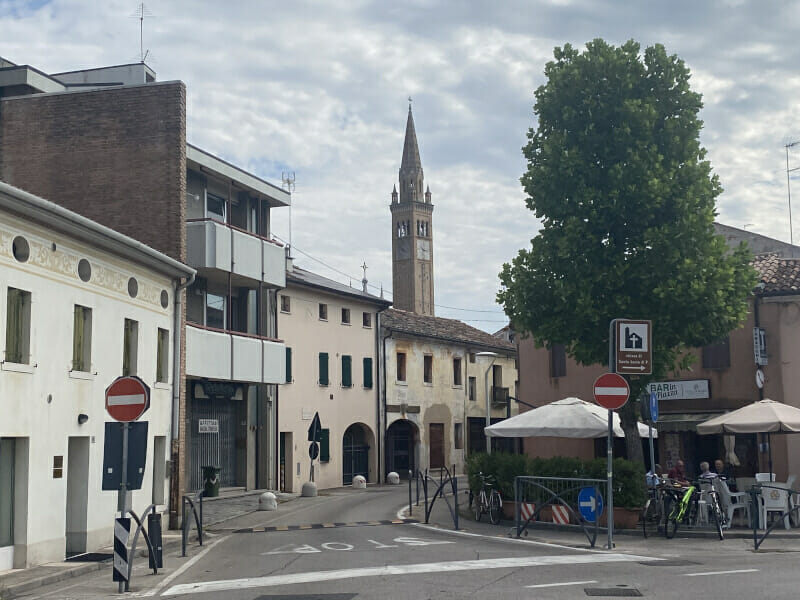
[615,319,652,375]
[307,412,322,442]
[105,376,150,422]
[593,373,630,410]
[649,391,659,423]
[578,487,603,522]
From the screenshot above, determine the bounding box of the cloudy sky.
[2,0,799,331]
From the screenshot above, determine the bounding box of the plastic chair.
[756,472,776,483]
[714,477,749,529]
[761,486,792,530]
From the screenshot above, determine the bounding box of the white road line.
[683,569,759,577]
[132,535,228,597]
[162,553,655,596]
[527,580,598,589]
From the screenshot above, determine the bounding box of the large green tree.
[498,39,756,462]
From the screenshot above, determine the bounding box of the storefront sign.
[199,419,219,433]
[647,380,709,401]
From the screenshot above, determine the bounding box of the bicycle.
[664,481,698,539]
[701,479,727,540]
[642,479,667,538]
[474,472,503,525]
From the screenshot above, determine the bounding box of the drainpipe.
[375,309,387,483]
[382,327,393,479]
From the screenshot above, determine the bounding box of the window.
[363,357,373,389]
[492,364,503,387]
[550,344,566,378]
[319,352,329,386]
[318,303,328,321]
[362,312,371,328]
[342,355,352,387]
[156,328,169,382]
[280,295,290,314]
[453,357,462,386]
[341,308,351,324]
[285,347,292,383]
[71,305,92,372]
[123,319,139,376]
[468,377,476,401]
[424,355,433,384]
[207,292,226,329]
[454,423,464,450]
[702,337,731,369]
[206,192,226,222]
[319,428,330,462]
[5,288,31,364]
[397,352,407,382]
[468,353,476,363]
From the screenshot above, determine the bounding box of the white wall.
[0,215,176,567]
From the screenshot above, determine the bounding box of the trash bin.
[202,465,220,497]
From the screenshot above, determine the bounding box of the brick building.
[0,57,289,525]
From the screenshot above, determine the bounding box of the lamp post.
[476,352,498,454]
[787,140,799,257]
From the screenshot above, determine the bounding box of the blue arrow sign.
[578,487,603,522]
[650,391,659,423]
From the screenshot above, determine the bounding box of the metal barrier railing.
[124,504,160,592]
[514,475,604,548]
[408,467,459,529]
[181,491,204,557]
[750,483,800,550]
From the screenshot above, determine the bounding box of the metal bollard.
[408,470,412,516]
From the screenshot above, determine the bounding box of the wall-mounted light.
[77,413,89,425]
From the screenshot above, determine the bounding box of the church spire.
[399,99,424,204]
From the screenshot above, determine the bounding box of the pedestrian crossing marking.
[233,518,417,534]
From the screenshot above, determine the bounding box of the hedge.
[466,452,646,509]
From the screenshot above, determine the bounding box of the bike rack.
[408,466,459,530]
[125,504,159,591]
[181,491,204,557]
[513,476,603,548]
[750,483,800,551]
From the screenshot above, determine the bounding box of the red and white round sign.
[593,373,630,410]
[105,376,150,422]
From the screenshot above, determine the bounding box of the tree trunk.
[618,401,644,465]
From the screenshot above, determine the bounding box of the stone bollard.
[258,491,277,511]
[352,475,367,489]
[301,481,318,497]
[387,471,400,485]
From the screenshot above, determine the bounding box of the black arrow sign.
[307,412,322,442]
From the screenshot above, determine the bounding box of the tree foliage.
[498,39,756,459]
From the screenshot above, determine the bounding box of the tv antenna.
[282,171,296,254]
[130,3,154,63]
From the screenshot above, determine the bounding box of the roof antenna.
[282,171,296,256]
[130,3,154,63]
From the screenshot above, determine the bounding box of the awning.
[655,412,723,432]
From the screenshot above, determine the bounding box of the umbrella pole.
[768,433,773,478]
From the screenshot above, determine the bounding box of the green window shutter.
[320,428,330,462]
[319,352,329,386]
[342,355,352,387]
[6,289,22,364]
[363,357,373,389]
[285,347,292,383]
[73,305,84,371]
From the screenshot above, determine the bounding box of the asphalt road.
[18,485,800,599]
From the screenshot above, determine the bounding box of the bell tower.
[390,101,435,315]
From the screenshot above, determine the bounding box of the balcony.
[491,386,510,406]
[186,324,286,385]
[186,219,285,288]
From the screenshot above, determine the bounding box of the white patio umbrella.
[697,399,800,474]
[484,397,655,439]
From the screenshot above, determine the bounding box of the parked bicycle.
[474,472,503,524]
[663,479,726,540]
[641,479,667,538]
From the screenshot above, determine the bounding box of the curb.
[0,560,107,600]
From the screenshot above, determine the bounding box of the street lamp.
[786,140,799,257]
[476,351,498,454]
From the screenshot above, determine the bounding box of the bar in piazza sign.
[647,380,710,401]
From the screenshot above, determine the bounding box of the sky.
[2,0,799,331]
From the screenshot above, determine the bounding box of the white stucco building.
[277,260,390,492]
[0,182,194,569]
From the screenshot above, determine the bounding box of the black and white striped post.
[113,517,131,588]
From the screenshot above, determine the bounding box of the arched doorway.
[386,419,419,478]
[343,424,371,485]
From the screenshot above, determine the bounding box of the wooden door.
[429,423,445,469]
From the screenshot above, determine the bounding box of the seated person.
[714,459,737,491]
[667,459,690,485]
[646,464,664,487]
[698,461,717,479]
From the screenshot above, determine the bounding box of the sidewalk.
[0,488,295,600]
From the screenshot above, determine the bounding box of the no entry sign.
[593,373,630,410]
[106,376,150,422]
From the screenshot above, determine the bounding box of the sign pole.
[648,425,655,479]
[607,319,615,550]
[118,421,129,593]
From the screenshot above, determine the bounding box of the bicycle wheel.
[488,491,502,525]
[709,494,724,540]
[474,493,483,522]
[642,499,660,538]
[664,496,679,539]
